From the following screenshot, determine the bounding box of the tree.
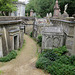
[0,0,18,16]
[26,0,75,17]
[59,0,75,16]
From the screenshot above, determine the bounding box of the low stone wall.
[0,16,24,57]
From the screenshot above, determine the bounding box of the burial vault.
[0,16,24,57]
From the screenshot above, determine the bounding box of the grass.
[0,70,2,75]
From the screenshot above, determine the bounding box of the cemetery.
[0,0,75,75]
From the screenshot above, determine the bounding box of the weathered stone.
[42,27,64,49]
[0,16,24,57]
[50,18,75,55]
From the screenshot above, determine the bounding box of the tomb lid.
[9,29,20,33]
[50,18,75,24]
[0,16,21,21]
[43,27,63,33]
[0,20,22,25]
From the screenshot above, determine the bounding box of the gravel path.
[0,34,49,75]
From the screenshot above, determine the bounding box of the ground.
[0,34,49,75]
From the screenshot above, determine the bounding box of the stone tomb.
[0,17,24,57]
[33,18,51,38]
[42,27,64,50]
[50,18,75,55]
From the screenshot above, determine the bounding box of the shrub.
[69,55,75,65]
[36,57,52,70]
[37,35,42,47]
[53,46,68,56]
[43,50,59,61]
[30,32,33,37]
[36,15,42,18]
[36,47,75,75]
[56,55,70,65]
[0,50,17,62]
[47,62,75,75]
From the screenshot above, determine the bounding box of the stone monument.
[30,9,33,17]
[62,4,69,19]
[49,12,52,18]
[53,0,61,18]
[46,13,49,17]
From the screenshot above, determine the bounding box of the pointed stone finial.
[53,0,61,18]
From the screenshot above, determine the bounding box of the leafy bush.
[36,15,42,18]
[47,62,75,75]
[36,57,52,70]
[0,50,17,62]
[69,56,75,65]
[43,50,59,61]
[56,55,70,65]
[36,47,75,75]
[37,35,42,47]
[53,46,68,56]
[30,32,33,37]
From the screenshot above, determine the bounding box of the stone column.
[73,26,75,55]
[10,35,14,50]
[17,35,19,49]
[0,36,3,57]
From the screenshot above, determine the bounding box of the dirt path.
[0,34,49,75]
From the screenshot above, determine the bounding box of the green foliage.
[36,57,52,70]
[36,46,75,75]
[36,15,42,18]
[53,46,68,56]
[37,35,42,47]
[26,0,75,17]
[0,0,18,16]
[56,55,70,65]
[30,32,33,37]
[69,56,75,66]
[59,0,75,16]
[43,50,59,61]
[47,63,75,75]
[0,50,17,62]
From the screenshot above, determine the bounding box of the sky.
[19,0,29,4]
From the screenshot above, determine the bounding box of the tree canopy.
[0,0,18,16]
[26,0,75,17]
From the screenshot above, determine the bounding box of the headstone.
[49,12,52,18]
[33,13,36,17]
[46,13,49,17]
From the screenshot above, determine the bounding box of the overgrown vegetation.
[37,35,42,47]
[36,46,75,75]
[30,32,33,37]
[26,0,75,17]
[0,0,18,16]
[0,50,17,62]
[0,40,25,62]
